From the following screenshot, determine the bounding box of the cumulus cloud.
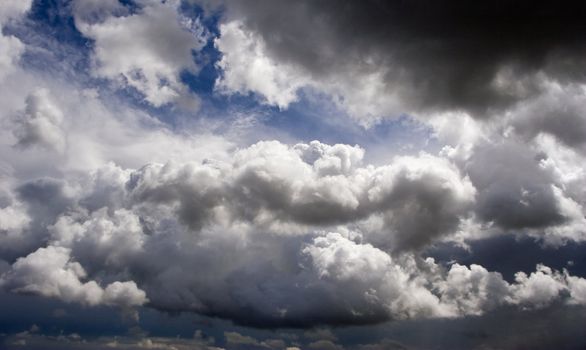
[0,77,584,328]
[0,245,147,307]
[2,118,585,327]
[73,0,207,107]
[125,140,475,250]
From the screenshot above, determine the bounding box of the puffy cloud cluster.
[432,94,586,245]
[1,105,585,327]
[434,262,586,315]
[0,245,146,307]
[72,0,207,107]
[125,140,475,251]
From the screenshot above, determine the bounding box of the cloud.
[214,0,586,122]
[125,140,475,250]
[0,0,33,22]
[0,245,147,307]
[50,208,145,272]
[0,0,32,80]
[213,19,401,125]
[13,89,66,153]
[510,81,586,152]
[301,232,446,321]
[1,1,586,333]
[0,78,583,328]
[0,33,26,80]
[215,21,307,109]
[73,0,207,107]
[1,104,585,328]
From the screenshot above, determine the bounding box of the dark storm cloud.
[223,0,586,116]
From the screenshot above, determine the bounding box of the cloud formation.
[13,89,66,152]
[0,245,146,307]
[215,0,586,122]
[73,0,207,107]
[1,0,586,340]
[0,0,32,80]
[1,112,585,327]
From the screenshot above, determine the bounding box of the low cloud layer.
[1,89,585,326]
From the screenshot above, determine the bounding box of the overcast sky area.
[1,1,586,349]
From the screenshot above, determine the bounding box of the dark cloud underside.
[226,0,586,115]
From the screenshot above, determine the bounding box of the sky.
[1,1,586,349]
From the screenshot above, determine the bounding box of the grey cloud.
[125,141,475,250]
[217,0,586,117]
[510,83,586,152]
[0,178,73,262]
[1,137,584,328]
[465,140,569,230]
[0,137,470,326]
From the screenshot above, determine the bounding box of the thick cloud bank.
[2,95,586,326]
[215,0,586,124]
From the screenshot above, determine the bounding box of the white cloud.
[215,21,308,109]
[0,0,32,80]
[102,280,148,307]
[50,208,145,270]
[302,232,446,319]
[435,263,511,316]
[510,264,567,307]
[0,245,147,307]
[13,89,66,153]
[73,0,207,107]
